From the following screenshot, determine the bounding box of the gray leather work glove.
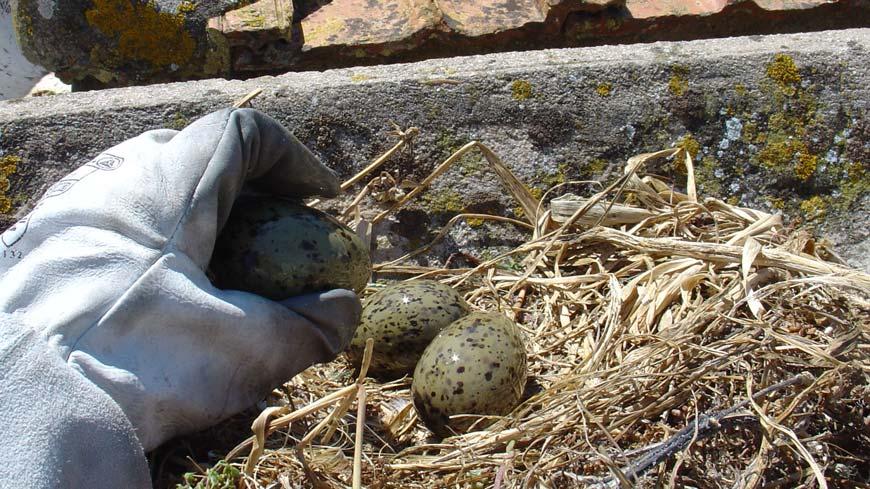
[0,108,362,488]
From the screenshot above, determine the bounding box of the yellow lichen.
[203,27,230,76]
[0,155,21,215]
[756,135,821,181]
[305,19,346,46]
[540,163,568,187]
[424,190,464,213]
[846,161,866,181]
[514,187,544,219]
[766,53,801,96]
[167,112,190,130]
[799,195,827,220]
[239,10,266,28]
[836,161,869,212]
[85,0,195,67]
[676,134,701,159]
[177,0,196,13]
[511,80,533,101]
[734,83,747,96]
[794,153,818,181]
[668,65,689,97]
[742,121,760,144]
[695,156,722,195]
[466,217,485,228]
[595,82,612,97]
[585,158,608,175]
[768,196,786,210]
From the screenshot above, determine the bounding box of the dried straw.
[182,128,869,489]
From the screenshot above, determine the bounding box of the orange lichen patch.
[0,155,21,215]
[85,0,196,67]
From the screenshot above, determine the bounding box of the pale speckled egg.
[411,311,528,438]
[210,197,371,300]
[346,280,470,379]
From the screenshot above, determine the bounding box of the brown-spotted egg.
[346,280,470,379]
[210,196,371,299]
[411,311,527,437]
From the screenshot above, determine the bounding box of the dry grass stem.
[186,131,869,489]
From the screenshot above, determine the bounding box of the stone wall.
[0,28,867,270]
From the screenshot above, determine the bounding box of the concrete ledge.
[1,28,868,270]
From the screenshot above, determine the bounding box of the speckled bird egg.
[412,311,528,437]
[347,280,470,379]
[210,196,371,300]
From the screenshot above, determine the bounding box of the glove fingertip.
[280,289,362,351]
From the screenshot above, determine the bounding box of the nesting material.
[185,134,868,489]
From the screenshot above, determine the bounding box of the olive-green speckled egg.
[210,197,371,300]
[347,280,470,379]
[412,312,527,438]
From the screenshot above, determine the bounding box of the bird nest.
[172,130,869,489]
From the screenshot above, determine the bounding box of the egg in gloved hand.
[209,196,371,299]
[346,280,470,379]
[411,311,528,438]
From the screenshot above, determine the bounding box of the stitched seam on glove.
[65,109,235,356]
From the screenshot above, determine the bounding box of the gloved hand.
[0,108,362,488]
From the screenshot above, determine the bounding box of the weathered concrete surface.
[1,29,868,270]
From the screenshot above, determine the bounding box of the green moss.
[85,0,195,68]
[180,460,240,489]
[511,80,533,101]
[668,65,689,97]
[799,195,827,221]
[595,82,612,97]
[0,155,21,215]
[766,54,801,96]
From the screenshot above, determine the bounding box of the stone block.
[1,29,867,270]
